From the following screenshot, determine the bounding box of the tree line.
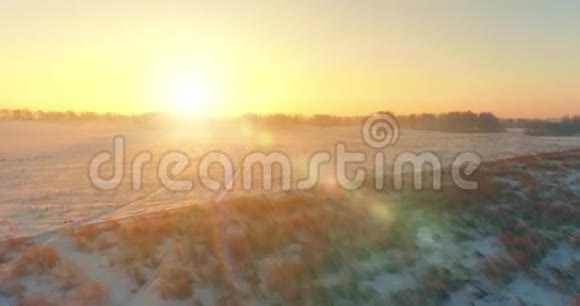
[2,108,579,135]
[395,111,502,132]
[240,111,503,133]
[0,108,505,132]
[0,108,135,122]
[520,116,580,136]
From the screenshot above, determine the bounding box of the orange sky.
[1,1,579,118]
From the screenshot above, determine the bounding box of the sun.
[156,72,218,115]
[165,77,212,114]
[168,79,209,113]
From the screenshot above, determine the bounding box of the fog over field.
[1,120,579,237]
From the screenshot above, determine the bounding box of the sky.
[0,0,579,118]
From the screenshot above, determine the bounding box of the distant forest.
[239,111,503,133]
[1,108,579,136]
[516,116,580,136]
[0,108,141,123]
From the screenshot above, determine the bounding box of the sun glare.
[156,72,218,115]
[168,80,207,113]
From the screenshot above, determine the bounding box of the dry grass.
[264,256,306,304]
[128,266,147,287]
[416,265,454,301]
[12,245,60,277]
[499,229,551,267]
[6,237,35,249]
[568,231,580,246]
[0,279,26,297]
[0,237,34,264]
[68,223,101,252]
[570,294,580,306]
[482,255,519,282]
[216,293,241,306]
[52,259,84,290]
[76,280,110,306]
[158,266,192,300]
[115,216,179,263]
[15,294,56,306]
[17,151,574,303]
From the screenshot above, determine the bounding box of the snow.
[0,120,579,305]
[1,121,579,239]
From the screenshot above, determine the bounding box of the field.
[0,120,579,306]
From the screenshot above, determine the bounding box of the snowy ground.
[1,120,579,238]
[0,120,579,305]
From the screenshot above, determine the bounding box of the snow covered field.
[0,120,579,306]
[1,120,579,238]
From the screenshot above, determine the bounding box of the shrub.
[158,266,192,299]
[499,229,550,267]
[417,265,453,301]
[13,245,60,276]
[129,266,147,287]
[7,237,34,249]
[264,257,305,303]
[53,260,83,290]
[168,239,194,265]
[482,255,518,283]
[76,280,110,306]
